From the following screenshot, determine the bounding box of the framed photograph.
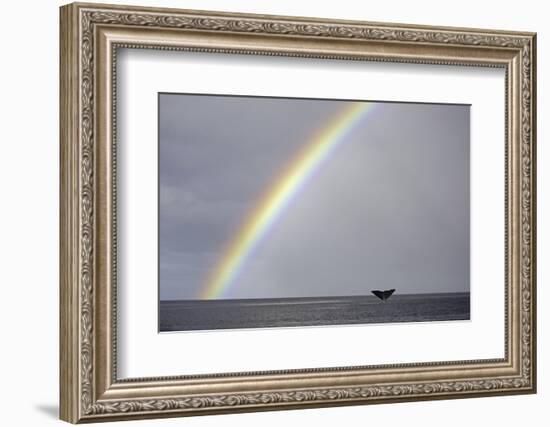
[157,93,472,332]
[60,2,537,423]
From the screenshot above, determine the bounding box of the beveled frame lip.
[60,2,536,423]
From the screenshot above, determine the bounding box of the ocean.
[159,292,470,332]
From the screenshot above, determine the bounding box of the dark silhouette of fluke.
[371,289,395,302]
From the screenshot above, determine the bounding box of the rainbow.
[201,101,377,299]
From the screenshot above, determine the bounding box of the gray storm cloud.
[159,93,469,300]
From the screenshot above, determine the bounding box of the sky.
[159,93,470,300]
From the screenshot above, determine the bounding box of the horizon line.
[161,291,470,302]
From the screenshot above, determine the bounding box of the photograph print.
[159,93,470,332]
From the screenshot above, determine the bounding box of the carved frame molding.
[60,2,536,423]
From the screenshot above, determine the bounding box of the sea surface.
[159,292,470,332]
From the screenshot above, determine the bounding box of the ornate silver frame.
[60,2,536,423]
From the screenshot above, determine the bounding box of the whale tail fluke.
[371,289,396,302]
